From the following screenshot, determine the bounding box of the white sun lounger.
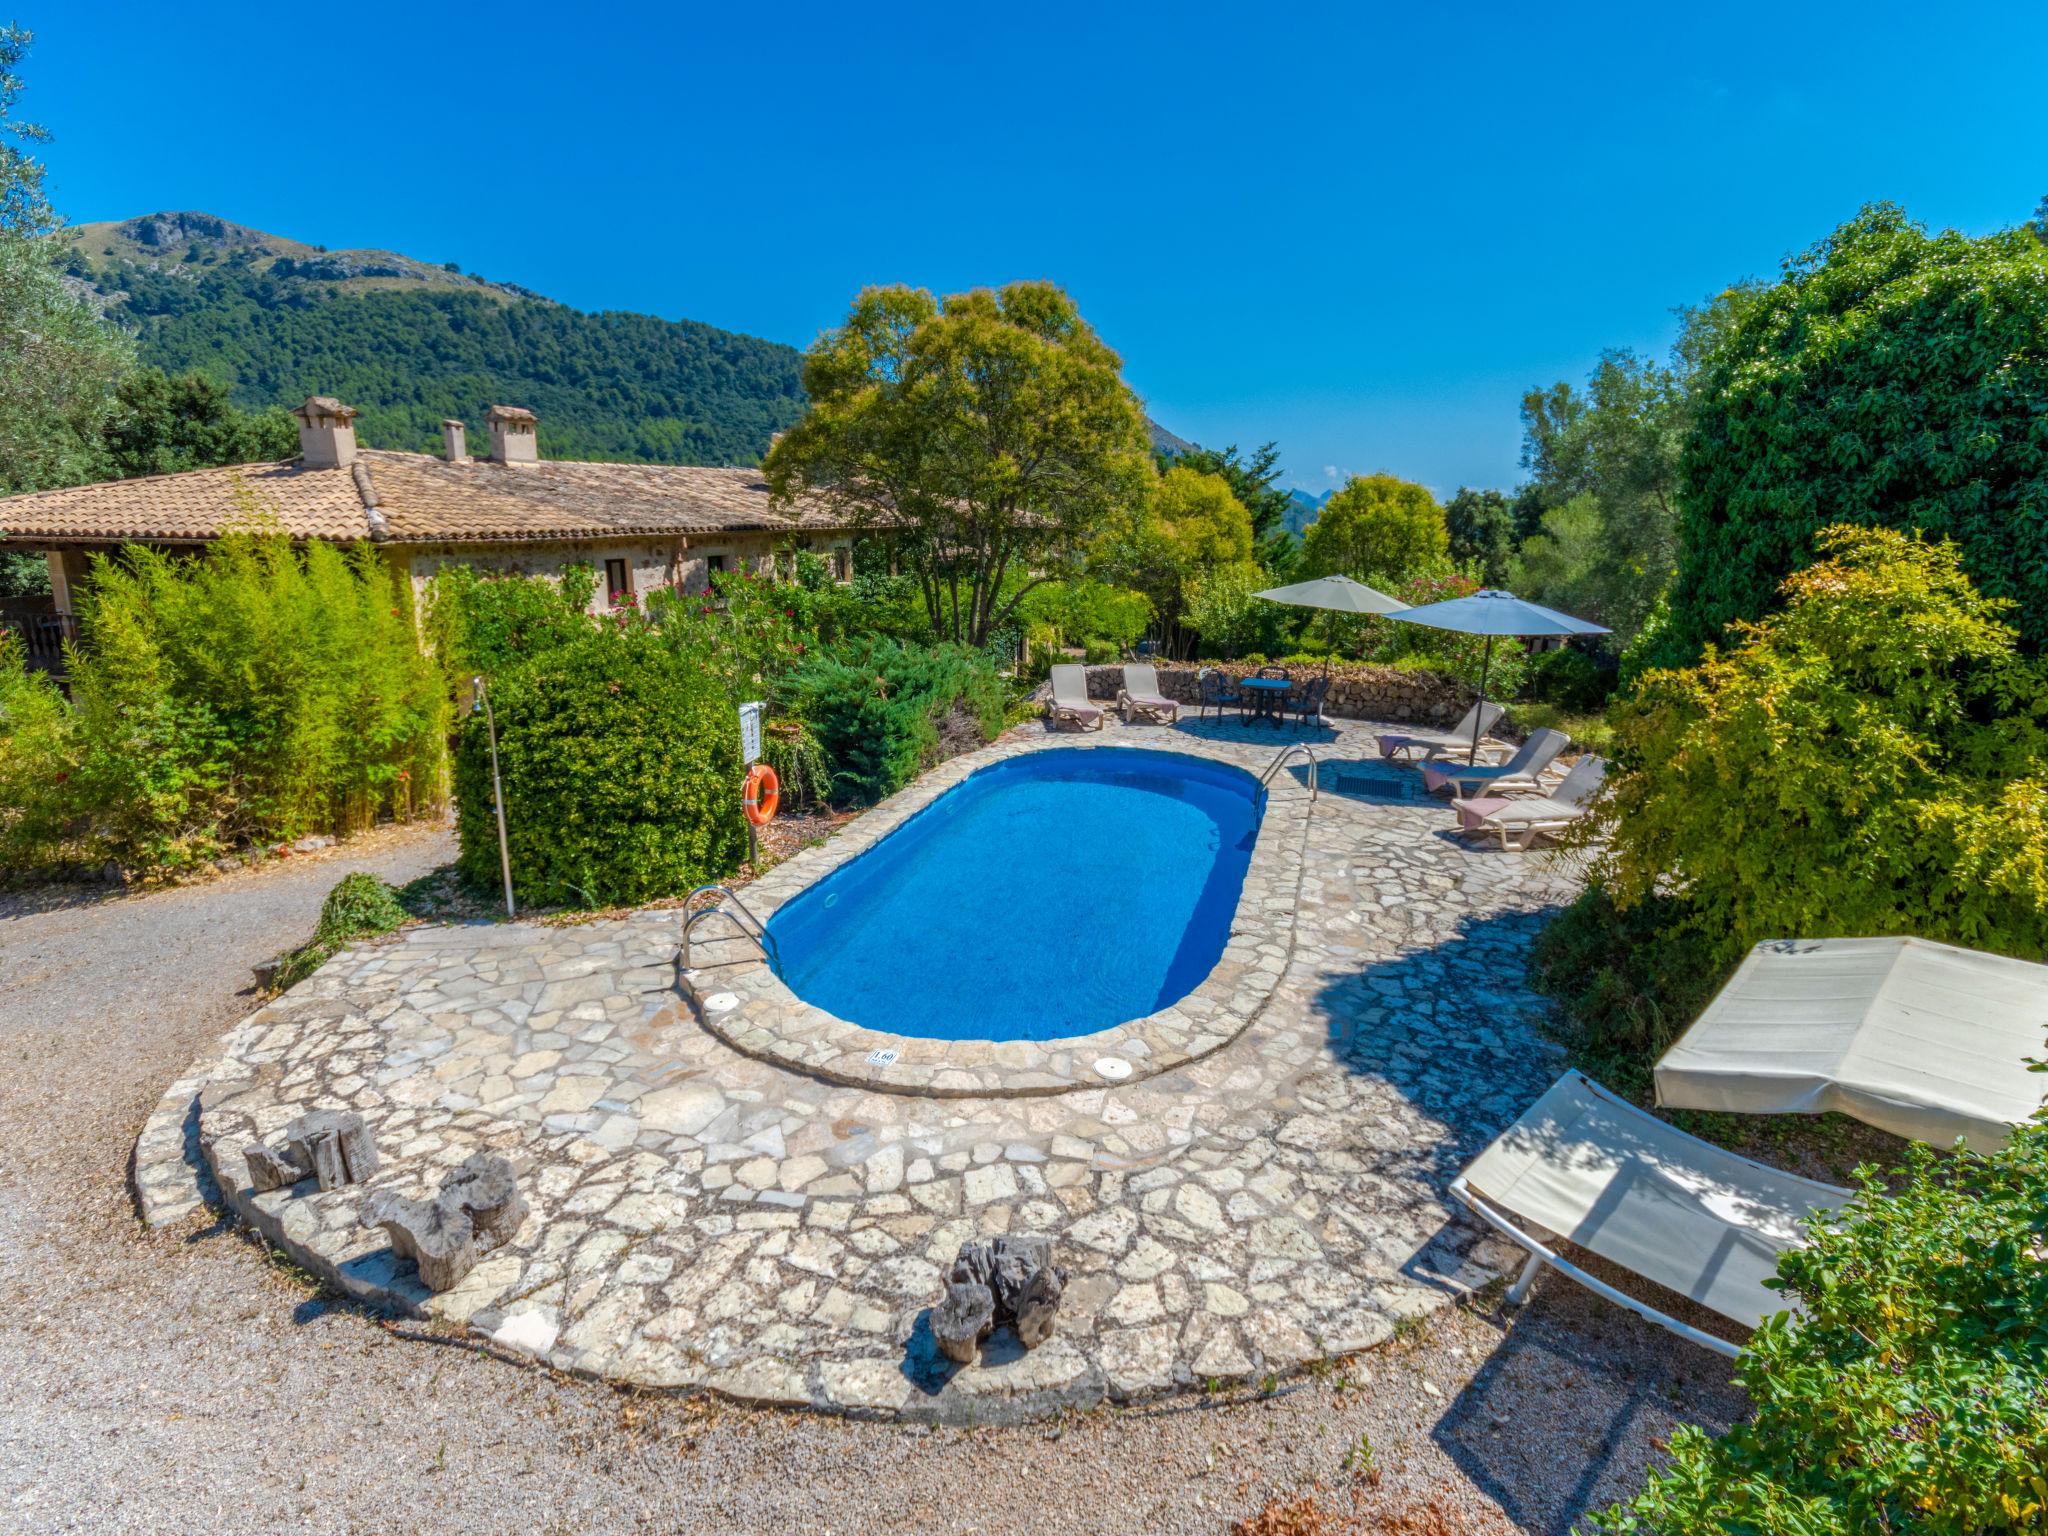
[1117,664,1179,725]
[1453,756,1607,849]
[1421,727,1569,799]
[1450,1071,1852,1356]
[1046,664,1105,731]
[1376,701,1508,762]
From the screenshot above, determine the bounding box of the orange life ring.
[743,763,780,826]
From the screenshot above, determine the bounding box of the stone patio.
[152,716,1588,1422]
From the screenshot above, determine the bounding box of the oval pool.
[764,748,1264,1043]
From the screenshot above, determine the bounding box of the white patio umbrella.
[1655,936,2048,1151]
[1252,574,1406,676]
[1388,588,1608,762]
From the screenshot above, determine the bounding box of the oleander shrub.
[1590,1106,2048,1535]
[786,638,1005,805]
[271,871,411,991]
[453,624,746,907]
[39,534,446,873]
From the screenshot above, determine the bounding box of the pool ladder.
[680,883,782,972]
[1257,743,1320,802]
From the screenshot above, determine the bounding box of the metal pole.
[1469,634,1493,765]
[475,676,515,918]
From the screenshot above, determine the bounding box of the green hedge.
[453,625,746,907]
[786,638,1005,805]
[1592,1110,2048,1535]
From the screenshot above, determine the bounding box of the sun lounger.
[1451,1071,1851,1356]
[1419,727,1567,799]
[1117,664,1179,725]
[1375,702,1507,763]
[1046,665,1105,731]
[1453,756,1606,848]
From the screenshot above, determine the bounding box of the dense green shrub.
[0,633,81,866]
[28,534,446,872]
[1082,637,1119,666]
[1591,1108,2048,1535]
[271,871,411,990]
[1528,885,1723,1093]
[1592,526,2048,968]
[786,638,1005,805]
[453,625,747,908]
[758,719,830,810]
[425,563,596,681]
[1662,204,2048,665]
[1526,644,1614,712]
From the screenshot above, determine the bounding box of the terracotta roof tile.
[0,450,853,546]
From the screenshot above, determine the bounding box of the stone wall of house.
[395,533,853,615]
[1055,662,1477,727]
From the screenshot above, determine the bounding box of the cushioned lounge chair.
[1454,755,1606,849]
[1421,727,1568,799]
[1046,665,1105,732]
[1117,664,1179,725]
[1375,701,1507,763]
[1451,1071,1851,1357]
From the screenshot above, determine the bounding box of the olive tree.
[764,282,1152,648]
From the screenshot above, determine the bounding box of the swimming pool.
[763,747,1264,1043]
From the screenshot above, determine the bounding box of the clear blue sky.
[25,1,2048,495]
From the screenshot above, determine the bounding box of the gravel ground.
[0,822,1747,1535]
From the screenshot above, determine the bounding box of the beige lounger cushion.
[1656,936,2048,1151]
[1461,1071,1850,1327]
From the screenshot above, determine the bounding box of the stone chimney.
[292,395,359,469]
[487,405,539,466]
[442,419,468,463]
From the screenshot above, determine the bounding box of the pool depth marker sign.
[739,701,764,765]
[739,701,765,865]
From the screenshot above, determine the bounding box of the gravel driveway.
[0,822,1743,1535]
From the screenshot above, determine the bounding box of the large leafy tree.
[765,282,1152,647]
[1094,464,1252,652]
[1442,486,1514,585]
[1298,472,1446,584]
[0,27,126,503]
[103,368,298,478]
[1166,440,1295,563]
[1663,204,2048,663]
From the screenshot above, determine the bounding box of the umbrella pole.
[1470,634,1493,765]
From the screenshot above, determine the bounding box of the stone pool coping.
[683,732,1315,1098]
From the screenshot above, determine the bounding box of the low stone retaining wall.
[1050,662,1473,728]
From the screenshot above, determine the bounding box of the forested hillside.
[64,213,807,465]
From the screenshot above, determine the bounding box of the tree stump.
[932,1233,1066,1363]
[932,1279,995,1364]
[359,1153,526,1294]
[244,1110,378,1194]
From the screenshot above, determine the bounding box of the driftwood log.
[360,1152,528,1293]
[244,1109,380,1194]
[932,1233,1066,1364]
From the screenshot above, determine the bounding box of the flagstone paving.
[165,717,1586,1422]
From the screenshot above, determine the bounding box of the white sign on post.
[738,701,764,765]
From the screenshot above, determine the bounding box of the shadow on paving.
[1429,1285,1749,1535]
[1166,715,1341,748]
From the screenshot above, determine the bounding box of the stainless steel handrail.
[680,883,781,970]
[1257,743,1319,801]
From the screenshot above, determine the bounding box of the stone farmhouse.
[0,396,858,668]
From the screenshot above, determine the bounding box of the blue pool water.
[764,748,1263,1043]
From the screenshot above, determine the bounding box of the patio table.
[1241,675,1292,726]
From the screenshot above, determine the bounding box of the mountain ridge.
[63,211,1197,472]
